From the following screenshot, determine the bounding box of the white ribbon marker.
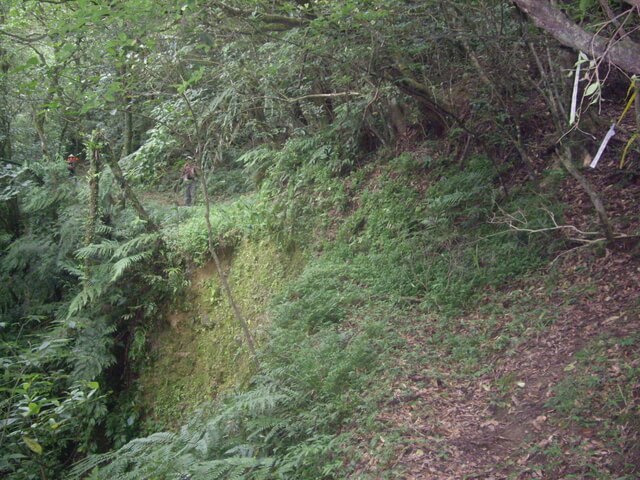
[570,53,587,126]
[590,123,616,169]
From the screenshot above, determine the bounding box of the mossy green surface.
[137,239,304,431]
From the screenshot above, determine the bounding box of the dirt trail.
[350,149,640,479]
[371,249,639,479]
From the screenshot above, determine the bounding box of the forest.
[1,1,639,479]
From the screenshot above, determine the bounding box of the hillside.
[1,1,639,479]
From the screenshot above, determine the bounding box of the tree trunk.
[103,150,158,232]
[83,142,100,283]
[558,147,615,242]
[635,78,640,131]
[119,64,134,157]
[179,88,259,367]
[0,46,9,162]
[0,9,20,239]
[33,108,50,160]
[388,66,450,136]
[84,143,100,247]
[511,0,640,74]
[123,107,133,156]
[291,101,309,128]
[199,159,259,368]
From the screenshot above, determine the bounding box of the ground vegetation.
[1,1,639,479]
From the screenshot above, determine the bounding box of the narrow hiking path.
[127,150,639,479]
[384,251,639,479]
[347,250,640,479]
[351,168,640,479]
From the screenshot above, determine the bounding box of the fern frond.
[110,251,154,282]
[95,223,114,235]
[188,456,274,480]
[69,432,178,479]
[229,386,290,415]
[22,188,65,213]
[112,233,159,258]
[68,451,118,479]
[75,240,118,260]
[246,416,289,442]
[2,237,54,272]
[67,284,105,318]
[71,315,117,380]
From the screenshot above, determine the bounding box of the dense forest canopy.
[1,1,639,479]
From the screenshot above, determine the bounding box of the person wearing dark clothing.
[66,154,79,176]
[181,161,197,206]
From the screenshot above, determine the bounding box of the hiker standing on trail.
[181,160,198,206]
[66,154,79,176]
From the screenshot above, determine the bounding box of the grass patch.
[540,332,640,478]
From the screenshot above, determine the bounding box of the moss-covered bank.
[138,239,304,430]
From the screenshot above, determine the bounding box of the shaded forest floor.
[350,165,640,479]
[127,133,640,480]
[360,251,639,479]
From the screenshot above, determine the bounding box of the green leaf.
[584,82,600,97]
[27,403,41,416]
[87,381,99,390]
[22,436,43,455]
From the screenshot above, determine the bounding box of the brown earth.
[379,251,639,479]
[352,123,639,478]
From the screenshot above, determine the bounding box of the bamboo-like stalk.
[199,163,259,367]
[179,90,259,367]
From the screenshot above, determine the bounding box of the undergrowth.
[541,333,640,478]
[71,144,567,479]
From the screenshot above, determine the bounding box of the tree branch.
[511,0,640,74]
[276,91,362,103]
[598,0,627,37]
[211,1,308,28]
[0,29,47,43]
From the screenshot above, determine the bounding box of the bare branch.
[598,0,627,36]
[277,91,362,103]
[491,206,636,261]
[511,0,640,74]
[0,29,47,43]
[211,1,308,28]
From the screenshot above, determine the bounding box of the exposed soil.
[358,252,639,479]
[352,145,640,478]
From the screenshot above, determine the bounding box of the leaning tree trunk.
[511,0,640,74]
[179,89,259,367]
[558,147,615,242]
[389,67,450,136]
[199,158,259,368]
[103,151,157,232]
[520,26,617,243]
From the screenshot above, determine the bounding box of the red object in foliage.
[67,155,79,175]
